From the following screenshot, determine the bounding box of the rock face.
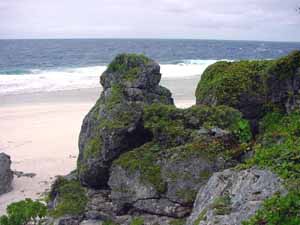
[78,54,173,188]
[108,104,252,218]
[186,168,286,225]
[0,153,13,195]
[195,51,300,126]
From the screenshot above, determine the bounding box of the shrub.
[48,177,87,218]
[0,199,47,225]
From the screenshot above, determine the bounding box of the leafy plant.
[242,192,300,225]
[0,199,47,225]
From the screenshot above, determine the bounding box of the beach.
[0,79,196,214]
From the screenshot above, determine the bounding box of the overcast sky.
[0,0,299,41]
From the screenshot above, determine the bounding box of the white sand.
[0,89,194,215]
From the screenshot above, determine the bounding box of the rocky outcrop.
[0,153,13,195]
[186,168,286,225]
[195,51,300,127]
[78,54,173,188]
[47,52,300,225]
[108,104,252,218]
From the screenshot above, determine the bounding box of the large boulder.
[78,54,173,188]
[195,51,300,126]
[186,168,286,225]
[0,153,13,195]
[108,104,252,218]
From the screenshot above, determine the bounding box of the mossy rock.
[196,51,300,121]
[77,54,173,189]
[195,60,270,118]
[109,104,252,216]
[101,53,161,89]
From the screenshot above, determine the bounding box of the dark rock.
[78,54,174,189]
[52,216,82,225]
[186,168,286,225]
[0,153,13,195]
[13,171,36,178]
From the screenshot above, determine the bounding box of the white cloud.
[0,0,299,41]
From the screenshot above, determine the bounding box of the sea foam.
[0,60,221,95]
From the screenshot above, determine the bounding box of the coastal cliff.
[47,51,300,225]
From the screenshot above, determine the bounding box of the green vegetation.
[107,53,150,82]
[193,209,208,225]
[210,194,232,215]
[169,218,186,225]
[82,137,102,160]
[114,143,166,193]
[268,50,300,80]
[103,220,119,225]
[195,60,271,107]
[0,199,47,225]
[242,111,300,224]
[143,104,252,145]
[130,217,144,225]
[48,177,87,218]
[246,111,300,182]
[175,189,198,204]
[242,192,300,225]
[115,104,252,195]
[106,84,124,109]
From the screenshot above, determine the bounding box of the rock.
[0,153,13,195]
[186,168,286,225]
[13,171,36,178]
[195,51,300,128]
[52,216,81,225]
[266,51,300,113]
[80,220,102,225]
[78,54,174,188]
[108,104,252,218]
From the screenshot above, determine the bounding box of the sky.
[0,0,299,42]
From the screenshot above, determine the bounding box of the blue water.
[1,39,300,74]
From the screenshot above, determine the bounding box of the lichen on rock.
[186,168,285,225]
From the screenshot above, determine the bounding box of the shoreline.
[0,87,195,215]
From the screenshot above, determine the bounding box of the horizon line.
[0,37,300,44]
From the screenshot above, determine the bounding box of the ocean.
[1,39,300,96]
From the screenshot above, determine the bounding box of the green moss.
[103,220,119,225]
[242,192,300,225]
[175,189,198,203]
[107,53,150,83]
[144,104,252,145]
[210,194,232,215]
[268,50,300,80]
[193,209,208,225]
[196,60,271,107]
[169,218,186,225]
[106,84,123,109]
[130,217,144,225]
[143,104,189,147]
[82,137,102,160]
[48,177,87,218]
[114,143,166,193]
